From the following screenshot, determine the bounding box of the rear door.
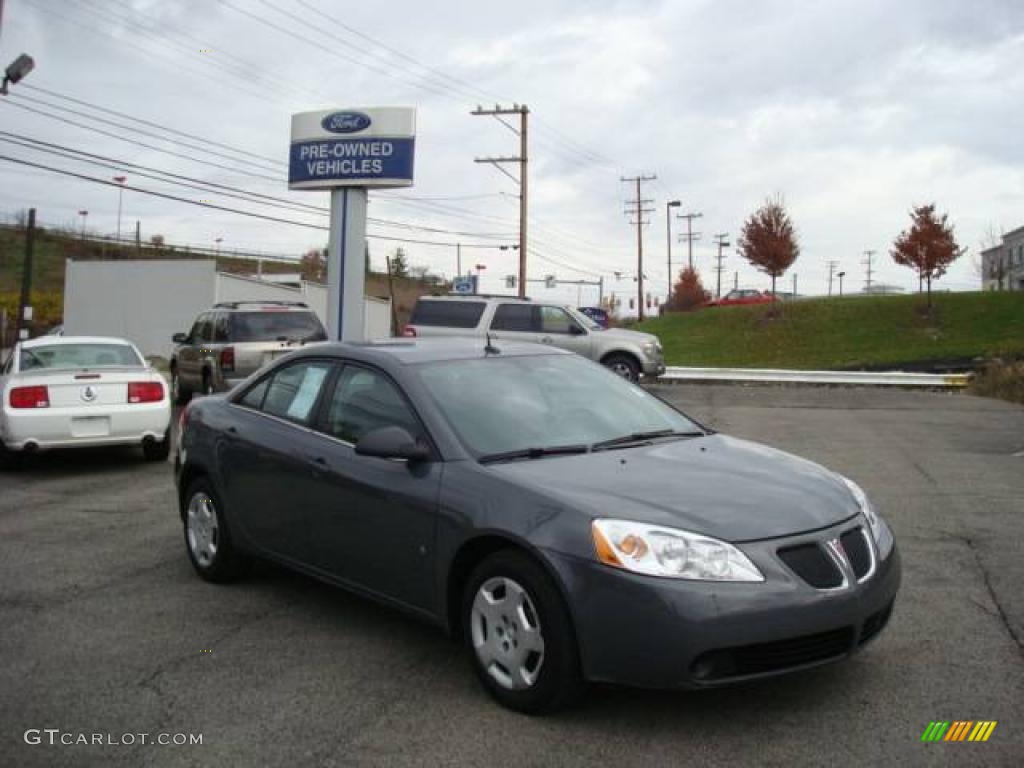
[487,303,536,344]
[217,359,335,564]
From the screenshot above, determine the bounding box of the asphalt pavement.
[1,384,1022,767]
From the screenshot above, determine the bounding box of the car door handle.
[308,455,327,477]
[540,336,554,344]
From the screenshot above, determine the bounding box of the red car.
[706,289,777,308]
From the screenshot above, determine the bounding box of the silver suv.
[170,301,326,404]
[402,295,664,381]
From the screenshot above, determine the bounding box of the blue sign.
[321,111,372,134]
[452,276,476,295]
[288,137,415,187]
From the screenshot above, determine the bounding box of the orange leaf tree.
[671,266,710,311]
[737,196,799,298]
[890,204,962,308]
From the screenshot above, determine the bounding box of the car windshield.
[231,311,327,342]
[416,354,702,457]
[19,343,143,371]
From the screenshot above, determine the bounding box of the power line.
[0,154,513,249]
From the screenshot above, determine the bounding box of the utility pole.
[113,175,126,241]
[827,260,840,296]
[733,271,738,291]
[472,104,528,298]
[78,209,88,240]
[792,272,797,296]
[665,199,680,303]
[621,174,656,321]
[16,208,35,341]
[677,211,703,269]
[713,233,730,299]
[837,270,846,296]
[135,220,141,256]
[455,242,462,278]
[863,249,875,293]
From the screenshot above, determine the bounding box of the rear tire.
[201,370,214,396]
[463,550,582,714]
[171,366,192,406]
[603,353,640,382]
[143,428,171,462]
[0,442,21,471]
[183,478,248,583]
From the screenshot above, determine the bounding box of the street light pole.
[665,200,680,305]
[78,209,88,240]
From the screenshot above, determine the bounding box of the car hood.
[598,327,659,345]
[490,434,859,542]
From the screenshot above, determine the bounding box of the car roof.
[20,335,138,349]
[295,337,570,366]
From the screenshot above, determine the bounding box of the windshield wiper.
[591,429,704,452]
[478,444,589,465]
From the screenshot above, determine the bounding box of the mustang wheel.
[183,479,247,582]
[463,550,580,714]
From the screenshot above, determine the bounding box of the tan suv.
[402,296,664,381]
[170,301,326,404]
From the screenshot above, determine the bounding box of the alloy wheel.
[186,493,219,568]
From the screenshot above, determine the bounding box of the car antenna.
[484,332,500,355]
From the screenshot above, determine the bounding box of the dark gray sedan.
[174,338,900,713]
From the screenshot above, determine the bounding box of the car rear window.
[19,343,142,371]
[490,304,535,332]
[410,300,485,328]
[230,311,326,343]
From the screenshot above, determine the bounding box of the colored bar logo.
[921,721,997,742]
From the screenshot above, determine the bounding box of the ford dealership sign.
[321,111,372,133]
[289,107,416,190]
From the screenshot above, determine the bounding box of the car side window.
[539,306,574,334]
[323,366,421,445]
[213,313,230,342]
[490,304,535,332]
[238,378,270,410]
[188,314,205,343]
[260,361,333,425]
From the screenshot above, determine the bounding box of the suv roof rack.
[214,300,309,309]
[430,293,531,301]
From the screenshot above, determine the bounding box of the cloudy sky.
[1,0,1021,310]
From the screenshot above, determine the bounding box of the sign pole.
[326,188,367,342]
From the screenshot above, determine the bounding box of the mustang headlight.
[839,475,885,546]
[591,519,763,582]
[641,341,660,358]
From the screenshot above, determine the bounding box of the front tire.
[183,479,248,583]
[603,353,640,382]
[463,550,581,714]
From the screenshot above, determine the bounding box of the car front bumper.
[1,401,171,451]
[543,527,901,689]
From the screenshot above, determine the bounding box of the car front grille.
[859,600,894,646]
[690,626,855,681]
[840,527,872,579]
[777,542,843,588]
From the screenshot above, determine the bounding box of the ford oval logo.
[321,111,371,134]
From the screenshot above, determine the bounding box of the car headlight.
[642,341,660,357]
[591,519,763,582]
[839,475,883,544]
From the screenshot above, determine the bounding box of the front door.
[304,364,441,613]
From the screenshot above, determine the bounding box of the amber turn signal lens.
[591,521,623,568]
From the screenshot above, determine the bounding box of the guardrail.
[660,366,971,388]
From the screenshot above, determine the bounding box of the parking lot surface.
[2,385,1022,767]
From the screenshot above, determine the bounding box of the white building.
[63,259,392,358]
[981,225,1024,291]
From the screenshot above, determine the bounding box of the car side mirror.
[569,324,586,336]
[172,333,188,344]
[355,426,430,462]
